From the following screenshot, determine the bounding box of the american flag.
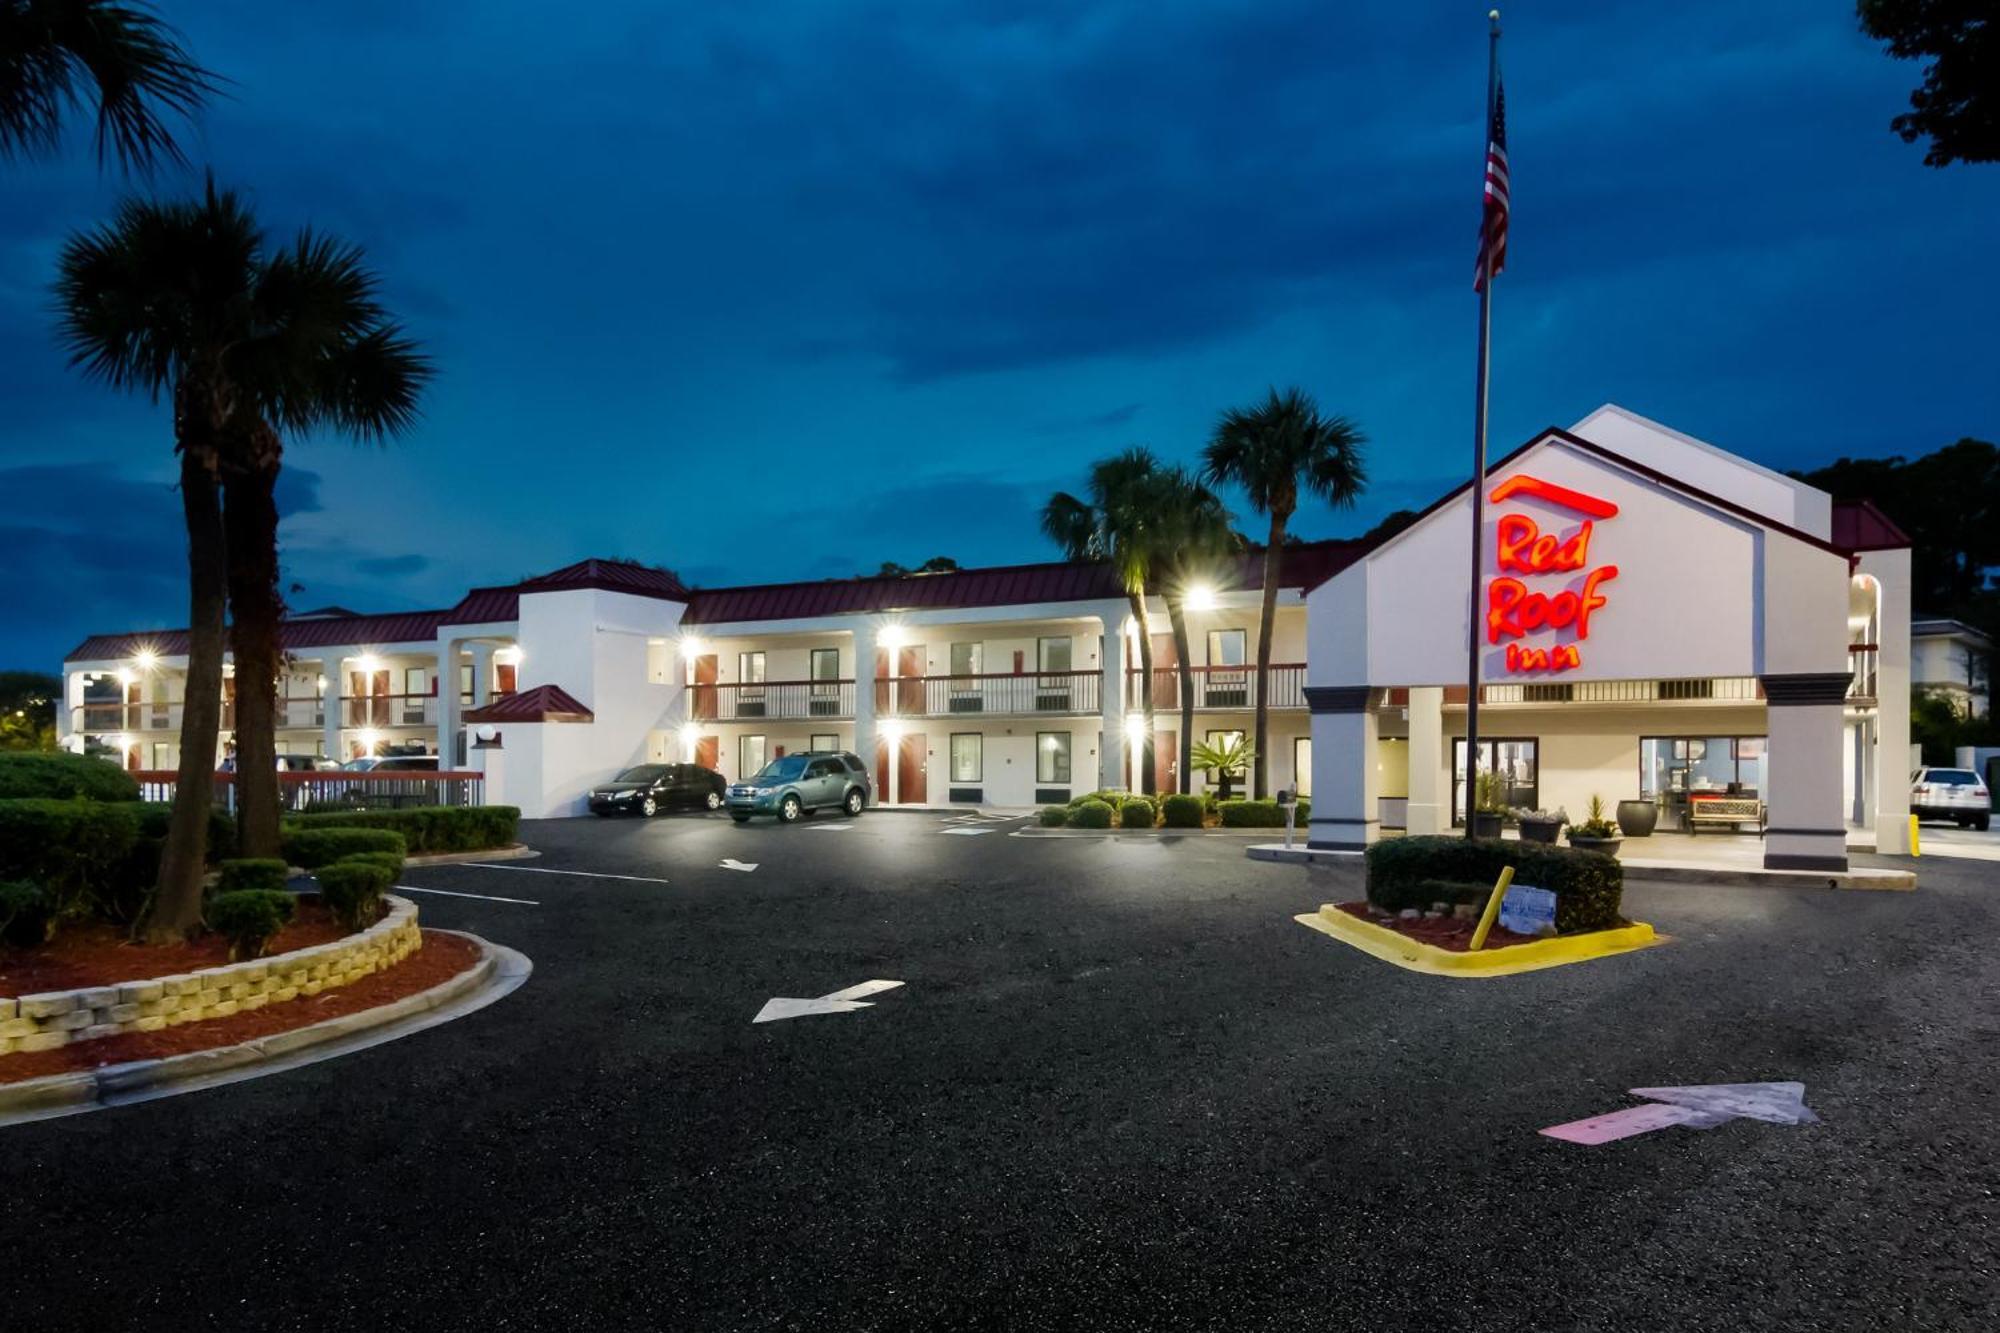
[1474,79,1508,291]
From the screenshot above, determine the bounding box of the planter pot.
[1518,819,1563,844]
[1568,835,1623,857]
[1615,800,1658,838]
[1471,812,1504,839]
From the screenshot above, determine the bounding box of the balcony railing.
[689,672,1106,722]
[72,692,515,736]
[1848,644,1878,704]
[132,770,484,812]
[692,679,858,722]
[1125,664,1306,712]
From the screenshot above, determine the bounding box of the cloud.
[354,553,430,578]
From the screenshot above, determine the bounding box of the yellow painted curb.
[1293,904,1662,978]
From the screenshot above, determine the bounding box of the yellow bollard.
[1468,865,1516,952]
[1910,814,1920,858]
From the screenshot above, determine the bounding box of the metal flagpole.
[1464,9,1501,839]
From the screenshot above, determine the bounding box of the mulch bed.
[0,929,479,1085]
[0,902,359,996]
[1334,901,1543,952]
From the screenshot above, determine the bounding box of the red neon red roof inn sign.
[1484,475,1619,674]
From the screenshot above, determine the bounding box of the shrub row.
[1363,835,1624,933]
[281,805,519,855]
[282,827,408,870]
[1215,798,1311,828]
[0,751,141,802]
[1067,798,1115,829]
[1118,798,1155,829]
[0,798,238,939]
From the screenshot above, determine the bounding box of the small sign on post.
[1277,787,1297,849]
[1497,883,1558,936]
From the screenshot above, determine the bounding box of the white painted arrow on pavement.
[719,858,759,872]
[753,978,904,1023]
[1541,1081,1818,1144]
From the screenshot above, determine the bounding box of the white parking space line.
[394,884,541,906]
[464,864,673,885]
[807,823,857,831]
[941,827,993,836]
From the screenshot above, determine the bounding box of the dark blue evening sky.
[3,0,1996,666]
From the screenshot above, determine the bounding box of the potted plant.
[1567,794,1623,855]
[1470,770,1506,838]
[1516,807,1567,844]
[1615,797,1659,838]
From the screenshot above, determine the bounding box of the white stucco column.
[1761,673,1852,871]
[1098,606,1127,790]
[1405,686,1446,835]
[435,636,463,766]
[852,622,877,777]
[471,642,495,707]
[1305,686,1377,850]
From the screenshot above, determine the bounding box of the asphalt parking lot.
[9,810,2000,1331]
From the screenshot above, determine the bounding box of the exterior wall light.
[1184,585,1218,612]
[134,649,159,672]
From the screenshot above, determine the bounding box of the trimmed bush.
[1118,798,1156,828]
[0,798,141,926]
[216,858,290,894]
[0,751,140,802]
[314,857,397,929]
[1363,835,1624,934]
[1160,794,1205,829]
[0,879,53,946]
[283,826,408,870]
[1068,798,1114,829]
[1038,805,1070,827]
[281,805,519,855]
[206,889,296,960]
[342,850,407,879]
[1070,789,1131,810]
[1216,798,1311,828]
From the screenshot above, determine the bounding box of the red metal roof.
[518,558,689,601]
[1830,499,1912,553]
[463,683,594,724]
[441,585,523,625]
[680,540,1368,625]
[66,608,455,664]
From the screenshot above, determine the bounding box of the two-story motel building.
[59,406,1915,870]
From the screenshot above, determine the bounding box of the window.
[1206,629,1249,706]
[1207,628,1247,667]
[810,648,839,684]
[739,734,767,779]
[1038,637,1072,673]
[738,652,766,696]
[950,733,982,782]
[1640,735,1769,803]
[810,733,839,752]
[1293,736,1313,797]
[1451,737,1539,822]
[460,662,474,701]
[1037,732,1071,784]
[810,647,841,715]
[1204,729,1248,776]
[950,642,983,677]
[402,667,428,724]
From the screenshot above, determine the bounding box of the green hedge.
[0,879,52,946]
[1068,798,1114,829]
[1118,798,1156,828]
[1216,798,1312,828]
[1160,794,1205,828]
[1038,805,1070,827]
[1363,835,1624,933]
[0,798,142,926]
[206,889,296,960]
[0,751,140,802]
[217,858,289,894]
[281,805,519,854]
[314,857,397,929]
[283,827,408,870]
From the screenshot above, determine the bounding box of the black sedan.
[587,763,727,817]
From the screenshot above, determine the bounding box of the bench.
[1687,795,1765,836]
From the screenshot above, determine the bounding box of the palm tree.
[1043,448,1170,794]
[1189,734,1254,802]
[220,234,428,859]
[54,185,429,936]
[1,0,216,171]
[1147,466,1240,794]
[1203,387,1366,799]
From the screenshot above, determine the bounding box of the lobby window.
[950,733,982,782]
[1293,736,1312,797]
[739,734,767,779]
[1037,732,1071,784]
[1451,737,1539,823]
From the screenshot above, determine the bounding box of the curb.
[1294,904,1662,978]
[1013,827,1276,839]
[402,842,539,867]
[0,931,527,1125]
[1245,843,1917,890]
[1247,843,1359,863]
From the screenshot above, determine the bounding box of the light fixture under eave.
[1184,584,1218,613]
[133,648,159,672]
[678,635,707,661]
[877,622,908,649]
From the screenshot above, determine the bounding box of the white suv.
[1911,767,1991,831]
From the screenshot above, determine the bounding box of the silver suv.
[1911,767,1991,831]
[727,750,872,823]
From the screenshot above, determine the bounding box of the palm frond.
[0,0,221,172]
[1202,385,1368,519]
